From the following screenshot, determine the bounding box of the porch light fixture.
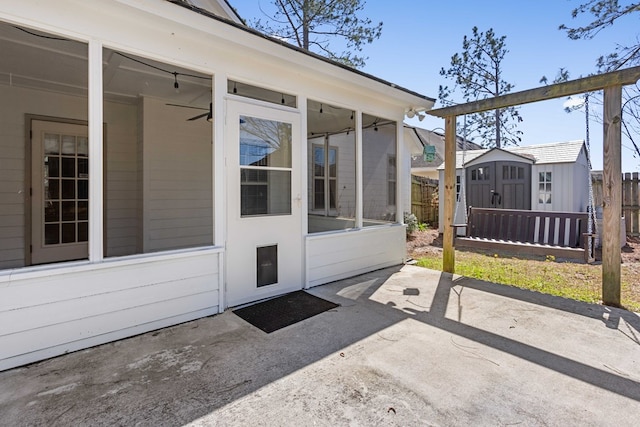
[407,107,426,121]
[173,72,179,92]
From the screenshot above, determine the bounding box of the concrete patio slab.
[1,265,639,426]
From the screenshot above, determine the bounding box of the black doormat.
[233,291,339,333]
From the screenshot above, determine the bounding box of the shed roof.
[437,140,586,170]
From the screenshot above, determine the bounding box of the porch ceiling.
[0,23,211,108]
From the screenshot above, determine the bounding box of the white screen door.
[31,120,89,265]
[225,100,302,307]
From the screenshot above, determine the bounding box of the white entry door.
[31,120,89,265]
[225,100,303,307]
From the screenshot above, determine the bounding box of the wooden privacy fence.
[592,172,640,236]
[411,176,439,226]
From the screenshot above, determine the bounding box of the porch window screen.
[362,114,397,226]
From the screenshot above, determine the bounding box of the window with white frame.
[387,155,396,206]
[312,143,338,212]
[538,171,552,204]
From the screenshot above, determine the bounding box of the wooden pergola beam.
[430,66,640,306]
[602,86,622,306]
[427,66,640,118]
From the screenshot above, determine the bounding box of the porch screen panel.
[307,100,356,233]
[362,114,397,226]
[0,22,89,270]
[102,48,213,256]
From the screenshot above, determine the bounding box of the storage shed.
[437,140,590,232]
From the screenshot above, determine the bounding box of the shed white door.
[31,120,89,265]
[225,100,303,307]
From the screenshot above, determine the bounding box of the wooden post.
[443,115,456,273]
[602,85,622,307]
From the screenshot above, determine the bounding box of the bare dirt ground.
[407,229,640,310]
[407,228,640,268]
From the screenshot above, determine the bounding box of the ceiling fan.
[166,102,212,122]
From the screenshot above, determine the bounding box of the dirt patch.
[407,229,640,310]
[408,229,640,264]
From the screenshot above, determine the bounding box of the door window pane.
[61,223,75,244]
[45,224,59,245]
[61,135,76,155]
[240,115,292,217]
[46,157,59,178]
[44,134,60,154]
[241,170,291,216]
[61,157,75,177]
[78,222,88,242]
[240,116,291,168]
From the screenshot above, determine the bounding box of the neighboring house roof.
[172,0,243,23]
[167,0,435,105]
[437,140,586,170]
[408,126,482,170]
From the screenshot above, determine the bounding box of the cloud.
[563,96,585,109]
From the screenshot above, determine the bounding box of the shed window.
[538,172,552,204]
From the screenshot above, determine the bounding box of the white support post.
[88,39,104,263]
[299,96,309,289]
[355,111,363,228]
[299,95,309,238]
[396,119,403,225]
[213,73,226,312]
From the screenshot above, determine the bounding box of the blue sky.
[231,1,639,171]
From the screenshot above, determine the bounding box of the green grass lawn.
[415,250,640,313]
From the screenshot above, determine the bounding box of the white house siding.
[105,102,138,257]
[140,97,213,253]
[0,249,221,371]
[305,225,405,288]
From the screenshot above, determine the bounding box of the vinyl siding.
[306,225,405,287]
[140,97,213,252]
[0,249,221,371]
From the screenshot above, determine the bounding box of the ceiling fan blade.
[166,103,208,111]
[187,112,209,121]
